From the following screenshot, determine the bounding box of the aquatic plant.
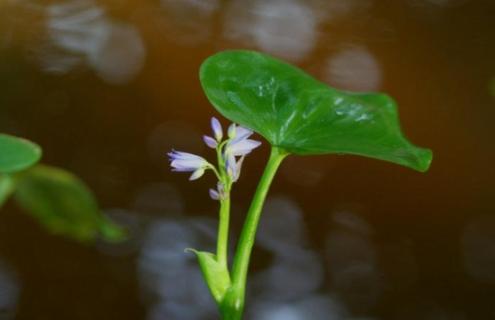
[0,133,123,242]
[169,50,432,320]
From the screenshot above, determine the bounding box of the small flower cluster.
[168,117,261,200]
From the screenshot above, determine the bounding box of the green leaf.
[200,50,432,172]
[99,217,128,242]
[0,174,15,208]
[187,249,231,303]
[13,165,125,242]
[0,134,41,173]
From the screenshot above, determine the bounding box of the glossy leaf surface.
[200,50,432,172]
[13,165,125,242]
[188,249,231,303]
[0,134,41,173]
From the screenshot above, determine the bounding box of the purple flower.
[211,117,223,141]
[203,135,217,149]
[225,153,236,179]
[203,117,224,148]
[226,153,246,182]
[228,139,262,156]
[209,182,226,200]
[169,119,260,190]
[232,126,252,141]
[168,151,209,181]
[209,188,220,200]
[226,125,261,157]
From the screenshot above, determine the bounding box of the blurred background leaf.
[13,165,126,243]
[0,174,15,207]
[0,134,41,174]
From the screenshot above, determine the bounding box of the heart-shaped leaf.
[13,165,125,242]
[187,249,231,303]
[200,50,432,172]
[0,134,41,174]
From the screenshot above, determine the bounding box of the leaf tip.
[414,147,433,173]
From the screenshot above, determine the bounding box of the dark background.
[0,0,494,319]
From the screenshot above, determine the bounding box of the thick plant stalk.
[220,146,288,319]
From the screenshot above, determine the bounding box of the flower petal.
[209,188,220,200]
[231,126,252,142]
[168,150,208,172]
[225,152,237,179]
[228,139,262,156]
[233,156,245,182]
[168,151,204,161]
[189,168,205,180]
[228,123,236,139]
[171,158,206,171]
[203,135,218,149]
[211,117,223,141]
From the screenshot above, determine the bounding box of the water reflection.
[256,196,307,252]
[139,217,219,320]
[325,210,382,313]
[407,0,468,8]
[389,300,465,320]
[96,209,144,256]
[249,295,346,320]
[40,0,145,84]
[280,156,331,187]
[0,261,19,320]
[223,0,318,61]
[138,196,352,319]
[249,196,347,319]
[159,0,220,45]
[324,46,382,91]
[132,183,185,216]
[314,0,373,22]
[462,214,495,283]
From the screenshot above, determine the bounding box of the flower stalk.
[220,146,287,320]
[168,117,288,320]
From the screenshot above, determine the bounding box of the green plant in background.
[0,133,124,242]
[169,50,433,320]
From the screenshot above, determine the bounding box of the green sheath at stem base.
[220,146,288,320]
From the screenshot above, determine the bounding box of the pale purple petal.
[170,164,197,172]
[203,135,217,149]
[189,168,205,180]
[211,117,223,141]
[225,153,237,179]
[168,151,204,161]
[228,139,262,156]
[233,156,245,182]
[170,158,206,170]
[231,126,253,142]
[168,151,207,172]
[209,188,220,200]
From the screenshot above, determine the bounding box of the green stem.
[221,146,288,319]
[215,140,232,268]
[216,196,230,267]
